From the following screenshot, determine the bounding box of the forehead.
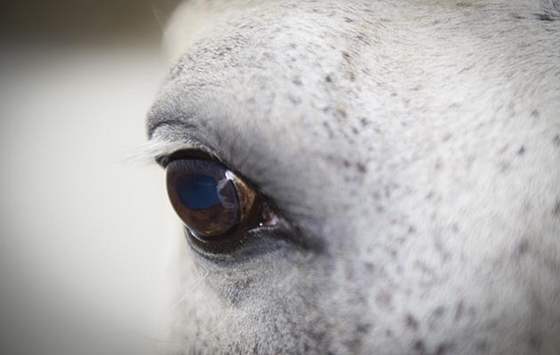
[148,0,560,224]
[152,0,558,139]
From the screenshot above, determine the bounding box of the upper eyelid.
[145,121,270,202]
[147,118,195,140]
[143,121,221,167]
[125,139,192,166]
[132,138,200,167]
[159,149,225,168]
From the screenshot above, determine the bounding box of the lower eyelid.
[186,224,300,261]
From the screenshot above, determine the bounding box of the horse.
[145,1,560,353]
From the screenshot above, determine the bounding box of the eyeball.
[165,156,260,241]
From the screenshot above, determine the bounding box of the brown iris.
[166,158,259,240]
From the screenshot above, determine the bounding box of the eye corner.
[155,154,170,168]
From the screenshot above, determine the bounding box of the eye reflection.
[176,171,238,213]
[166,157,258,240]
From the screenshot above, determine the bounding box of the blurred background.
[0,1,182,353]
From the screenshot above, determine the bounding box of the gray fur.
[147,0,560,353]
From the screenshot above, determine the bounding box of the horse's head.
[147,1,560,353]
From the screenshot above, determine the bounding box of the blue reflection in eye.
[177,174,220,210]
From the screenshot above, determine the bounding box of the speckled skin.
[147,1,560,353]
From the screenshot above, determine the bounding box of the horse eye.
[165,156,263,241]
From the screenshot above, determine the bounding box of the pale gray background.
[1,1,181,353]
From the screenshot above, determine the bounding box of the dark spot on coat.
[553,134,560,146]
[288,95,302,105]
[325,75,333,83]
[357,162,367,173]
[529,332,542,350]
[413,340,426,355]
[455,300,465,320]
[375,290,393,309]
[322,121,334,139]
[476,339,488,351]
[344,264,355,281]
[309,329,327,344]
[435,342,455,355]
[554,199,560,217]
[342,51,351,61]
[517,145,525,155]
[516,239,530,256]
[343,337,362,353]
[356,323,372,333]
[433,306,446,318]
[336,108,347,119]
[511,13,526,20]
[406,314,419,330]
[356,33,370,44]
[292,77,302,86]
[499,160,511,172]
[537,13,555,21]
[530,109,540,119]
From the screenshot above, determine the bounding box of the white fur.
[149,1,560,353]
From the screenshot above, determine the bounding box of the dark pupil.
[177,174,220,210]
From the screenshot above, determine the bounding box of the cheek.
[157,231,228,352]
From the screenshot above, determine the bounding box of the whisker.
[104,331,173,344]
[169,270,210,311]
[150,2,166,30]
[195,315,229,340]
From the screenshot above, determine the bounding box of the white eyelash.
[124,138,199,165]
